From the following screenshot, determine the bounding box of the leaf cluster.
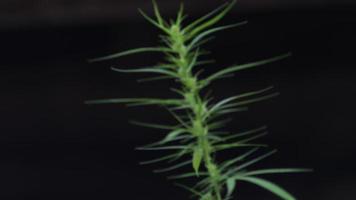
[86,1,310,200]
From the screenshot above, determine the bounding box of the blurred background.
[1,0,356,199]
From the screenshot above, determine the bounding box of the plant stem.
[171,27,222,200]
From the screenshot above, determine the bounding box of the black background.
[1,0,356,199]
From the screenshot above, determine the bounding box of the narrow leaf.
[226,178,236,197]
[187,0,237,39]
[183,2,229,33]
[85,98,183,107]
[88,47,170,62]
[111,66,178,77]
[136,145,187,150]
[138,9,169,33]
[193,147,204,176]
[228,150,277,175]
[235,176,296,200]
[154,160,192,173]
[204,53,292,84]
[243,168,313,176]
[168,172,209,179]
[188,21,247,50]
[175,183,204,197]
[130,120,178,130]
[220,147,259,171]
[139,153,179,165]
[218,126,267,142]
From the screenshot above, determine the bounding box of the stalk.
[170,25,222,199]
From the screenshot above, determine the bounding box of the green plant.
[86,1,310,199]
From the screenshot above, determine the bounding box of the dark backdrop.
[1,1,356,199]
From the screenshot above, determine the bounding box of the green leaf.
[111,67,178,77]
[228,150,277,175]
[139,153,179,165]
[200,193,213,200]
[217,126,267,142]
[138,9,169,33]
[152,0,166,27]
[130,120,178,130]
[175,2,186,25]
[194,176,211,189]
[214,143,267,152]
[208,118,232,130]
[175,183,204,198]
[226,178,236,197]
[141,135,192,148]
[219,93,279,109]
[166,108,190,128]
[193,147,204,176]
[137,76,174,82]
[136,145,187,151]
[214,107,249,116]
[188,21,247,50]
[220,147,259,171]
[187,49,201,71]
[206,86,274,117]
[88,47,171,62]
[203,53,292,85]
[140,128,189,148]
[183,1,229,33]
[238,132,268,144]
[242,168,313,176]
[163,129,188,143]
[168,172,209,179]
[186,0,237,39]
[235,176,296,200]
[85,98,183,107]
[190,37,216,50]
[154,160,192,173]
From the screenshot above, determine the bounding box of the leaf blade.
[235,176,296,200]
[88,47,171,62]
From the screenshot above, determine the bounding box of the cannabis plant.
[86,1,310,199]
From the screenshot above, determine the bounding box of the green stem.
[171,27,222,200]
